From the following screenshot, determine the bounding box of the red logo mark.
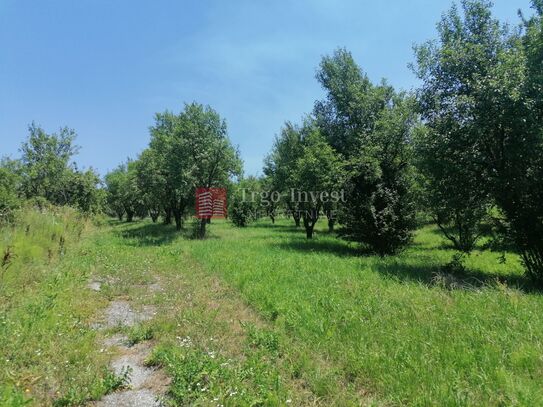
[195,188,227,219]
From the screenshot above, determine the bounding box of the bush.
[230,198,254,227]
[0,166,21,224]
[339,158,416,255]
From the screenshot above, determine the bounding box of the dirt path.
[88,282,168,407]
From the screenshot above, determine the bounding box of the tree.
[414,0,543,280]
[19,123,78,204]
[135,149,166,222]
[148,103,241,235]
[314,48,394,158]
[62,166,104,214]
[263,122,304,227]
[149,111,186,229]
[0,159,22,222]
[229,177,261,227]
[290,127,343,238]
[338,98,418,255]
[104,162,141,222]
[17,123,102,214]
[315,49,417,254]
[179,104,242,238]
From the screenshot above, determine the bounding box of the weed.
[127,324,154,346]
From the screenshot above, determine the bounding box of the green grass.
[182,220,543,405]
[2,210,543,406]
[0,208,119,406]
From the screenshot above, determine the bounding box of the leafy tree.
[315,49,417,254]
[180,104,242,238]
[149,111,186,229]
[148,103,241,235]
[19,123,79,204]
[314,48,394,158]
[135,149,167,222]
[414,0,543,280]
[0,159,22,222]
[17,123,102,214]
[263,122,304,227]
[63,167,104,214]
[229,177,261,227]
[290,127,343,238]
[104,162,141,222]
[260,175,279,223]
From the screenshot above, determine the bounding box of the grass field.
[2,211,543,406]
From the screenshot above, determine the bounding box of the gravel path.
[89,280,167,407]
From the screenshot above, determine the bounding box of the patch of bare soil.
[89,282,167,406]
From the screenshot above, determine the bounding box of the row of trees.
[0,123,103,220]
[104,103,241,238]
[232,0,542,282]
[415,0,543,280]
[259,52,418,253]
[99,0,543,282]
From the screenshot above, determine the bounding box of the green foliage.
[229,177,261,227]
[414,0,543,281]
[414,124,490,252]
[149,342,287,406]
[314,48,394,157]
[146,103,241,234]
[10,123,103,215]
[290,126,344,238]
[245,324,280,356]
[264,122,305,226]
[314,49,417,254]
[104,161,142,222]
[19,123,79,203]
[134,148,166,222]
[0,385,30,406]
[0,206,113,406]
[127,324,154,346]
[0,160,22,223]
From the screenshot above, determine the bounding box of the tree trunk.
[293,211,301,227]
[303,208,319,239]
[163,207,172,225]
[270,214,275,224]
[150,210,159,223]
[328,218,335,232]
[116,211,124,221]
[198,218,207,239]
[172,208,182,230]
[126,210,134,222]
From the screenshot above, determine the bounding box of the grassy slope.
[2,212,543,406]
[0,208,114,406]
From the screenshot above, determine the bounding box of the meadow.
[2,209,542,406]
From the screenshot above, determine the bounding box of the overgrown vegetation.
[0,206,120,406]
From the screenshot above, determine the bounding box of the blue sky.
[0,0,533,176]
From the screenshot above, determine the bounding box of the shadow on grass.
[252,222,304,234]
[118,222,181,246]
[373,262,541,294]
[276,238,364,258]
[118,221,221,246]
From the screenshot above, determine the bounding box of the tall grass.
[184,219,543,405]
[0,206,113,406]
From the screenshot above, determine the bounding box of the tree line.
[238,0,543,283]
[0,123,103,219]
[1,0,542,282]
